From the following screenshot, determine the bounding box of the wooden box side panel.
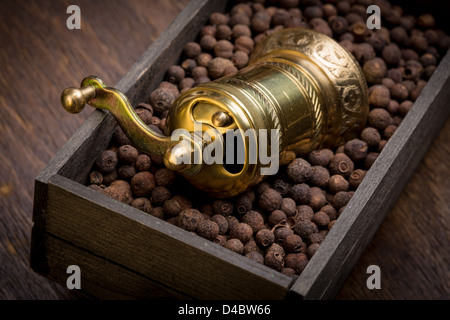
[290,50,450,300]
[39,174,292,300]
[30,228,188,300]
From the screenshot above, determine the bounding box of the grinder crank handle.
[60,76,203,175]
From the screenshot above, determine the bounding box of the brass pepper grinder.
[61,28,368,198]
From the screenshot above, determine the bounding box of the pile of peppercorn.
[86,0,450,277]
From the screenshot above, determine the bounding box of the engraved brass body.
[61,29,368,198]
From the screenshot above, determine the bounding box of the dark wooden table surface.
[0,0,448,300]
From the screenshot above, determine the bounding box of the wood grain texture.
[1,0,449,300]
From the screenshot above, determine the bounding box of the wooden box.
[30,0,450,299]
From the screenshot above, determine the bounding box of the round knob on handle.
[61,85,96,114]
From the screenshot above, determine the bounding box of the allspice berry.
[242,210,264,233]
[295,205,314,222]
[234,194,252,215]
[329,153,354,178]
[151,186,171,206]
[118,165,136,180]
[289,183,311,205]
[284,252,308,274]
[311,211,330,228]
[280,197,297,217]
[258,188,282,212]
[131,197,152,214]
[332,191,352,210]
[178,208,204,232]
[103,180,133,205]
[274,226,294,245]
[287,158,313,184]
[230,222,253,244]
[328,174,349,194]
[344,139,368,162]
[306,243,320,259]
[197,220,220,241]
[368,108,393,130]
[154,168,176,187]
[224,238,244,254]
[163,198,182,217]
[369,85,391,109]
[96,150,118,174]
[268,210,287,227]
[214,40,234,59]
[117,145,139,164]
[149,87,176,114]
[382,43,402,65]
[255,229,275,248]
[212,199,234,216]
[307,149,334,167]
[183,42,202,58]
[245,251,264,264]
[363,58,387,84]
[131,171,155,197]
[264,250,284,271]
[166,65,185,84]
[135,154,151,172]
[234,36,254,54]
[211,214,229,234]
[89,171,103,185]
[208,57,234,79]
[309,166,330,188]
[283,234,303,253]
[293,220,318,240]
[308,187,327,211]
[349,169,367,189]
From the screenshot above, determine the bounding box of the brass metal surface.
[61,28,369,198]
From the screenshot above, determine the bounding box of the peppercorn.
[166,65,185,84]
[284,252,308,274]
[242,210,264,233]
[181,58,197,76]
[350,21,368,42]
[131,197,152,214]
[328,174,349,194]
[363,58,387,84]
[214,234,228,246]
[295,204,314,222]
[309,166,330,188]
[293,219,318,240]
[410,35,428,53]
[177,208,204,232]
[212,199,234,216]
[226,215,239,231]
[130,171,155,197]
[243,239,263,255]
[311,211,330,229]
[344,139,368,162]
[328,153,354,178]
[268,210,287,227]
[386,68,403,83]
[348,169,366,189]
[150,186,171,206]
[179,77,195,91]
[197,220,220,241]
[360,127,380,147]
[321,204,337,221]
[258,188,282,212]
[191,66,208,80]
[266,243,285,256]
[234,36,254,54]
[271,178,289,197]
[118,165,136,180]
[307,187,325,212]
[364,152,379,170]
[102,180,133,205]
[390,82,409,101]
[264,250,284,271]
[283,234,303,253]
[230,222,253,244]
[135,106,153,124]
[149,87,176,114]
[224,238,244,254]
[102,169,117,186]
[183,42,202,58]
[215,24,232,40]
[196,53,213,68]
[287,158,313,184]
[209,12,229,26]
[352,43,375,64]
[271,9,290,26]
[369,85,391,109]
[274,199,293,220]
[200,25,216,37]
[255,229,275,248]
[96,150,118,174]
[274,226,293,245]
[368,108,393,131]
[398,100,413,117]
[154,168,176,187]
[89,171,103,185]
[310,18,332,37]
[231,50,249,69]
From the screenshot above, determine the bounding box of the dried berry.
[215,24,232,40]
[289,183,311,205]
[364,152,379,170]
[308,187,327,211]
[307,232,324,245]
[349,169,367,189]
[307,149,333,167]
[287,158,313,184]
[208,57,234,79]
[131,197,152,214]
[321,205,337,221]
[136,107,153,125]
[245,251,264,264]
[151,186,171,206]
[369,85,390,109]
[231,50,249,69]
[178,208,204,232]
[183,42,202,58]
[149,87,176,114]
[242,210,264,233]
[197,220,220,241]
[243,239,263,256]
[210,214,228,235]
[293,220,318,240]
[212,199,234,216]
[89,171,103,185]
[166,65,185,84]
[381,43,401,65]
[268,210,287,227]
[344,139,368,162]
[283,234,303,253]
[295,205,314,222]
[251,11,271,33]
[329,153,354,178]
[363,58,387,84]
[234,36,254,54]
[214,40,234,59]
[306,243,320,259]
[230,222,253,244]
[360,127,381,147]
[311,211,330,228]
[284,252,308,274]
[332,191,352,210]
[399,100,413,117]
[309,166,330,188]
[102,180,133,205]
[368,108,393,130]
[258,188,282,212]
[224,238,244,254]
[118,165,136,180]
[274,226,294,245]
[154,168,176,187]
[255,229,275,248]
[196,53,213,68]
[328,174,349,194]
[383,124,397,139]
[96,150,118,174]
[264,250,284,271]
[280,197,296,217]
[210,12,229,26]
[131,171,155,197]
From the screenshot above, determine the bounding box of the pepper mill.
[61,28,368,198]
